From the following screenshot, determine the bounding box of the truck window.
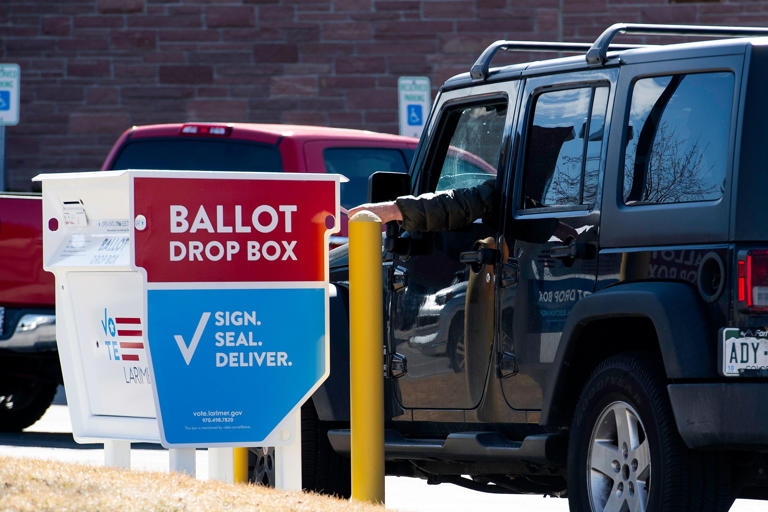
[521,85,609,209]
[623,72,733,205]
[110,139,283,172]
[323,147,411,209]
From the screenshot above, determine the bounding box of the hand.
[347,201,403,224]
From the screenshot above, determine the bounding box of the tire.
[248,401,350,498]
[0,380,58,432]
[567,353,733,512]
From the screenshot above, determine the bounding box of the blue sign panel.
[146,287,325,446]
[0,91,9,111]
[407,104,423,126]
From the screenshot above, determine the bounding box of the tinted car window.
[111,139,283,172]
[623,72,733,205]
[522,86,608,209]
[323,147,410,209]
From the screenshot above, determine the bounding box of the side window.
[323,147,410,209]
[623,72,734,205]
[432,101,506,193]
[521,86,609,209]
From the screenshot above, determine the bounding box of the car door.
[389,83,519,411]
[498,69,617,411]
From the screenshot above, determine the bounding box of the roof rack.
[471,23,768,82]
[470,41,647,81]
[587,23,768,64]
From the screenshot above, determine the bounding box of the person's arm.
[347,179,497,232]
[346,201,403,224]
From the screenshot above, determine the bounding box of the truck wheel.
[248,401,350,498]
[567,353,733,512]
[0,381,58,432]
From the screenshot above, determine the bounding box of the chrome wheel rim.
[587,401,651,512]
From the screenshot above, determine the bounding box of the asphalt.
[0,387,763,512]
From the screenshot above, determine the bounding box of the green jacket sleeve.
[394,179,497,232]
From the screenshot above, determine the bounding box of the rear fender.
[541,281,713,426]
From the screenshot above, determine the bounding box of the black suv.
[310,23,768,511]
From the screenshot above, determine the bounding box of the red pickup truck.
[0,122,417,431]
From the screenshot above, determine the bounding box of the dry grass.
[0,456,385,512]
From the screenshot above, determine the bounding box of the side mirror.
[368,171,410,203]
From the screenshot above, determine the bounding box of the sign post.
[0,63,20,190]
[398,76,431,139]
[38,170,343,484]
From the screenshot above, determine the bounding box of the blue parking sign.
[407,104,423,126]
[0,91,9,111]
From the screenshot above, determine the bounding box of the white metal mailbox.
[38,171,158,443]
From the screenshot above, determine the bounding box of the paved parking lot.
[0,391,762,512]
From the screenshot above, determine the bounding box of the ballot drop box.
[39,170,342,447]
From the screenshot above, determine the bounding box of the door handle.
[550,241,596,260]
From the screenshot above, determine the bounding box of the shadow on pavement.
[0,431,163,451]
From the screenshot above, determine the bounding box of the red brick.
[374,1,420,12]
[348,11,400,21]
[258,5,296,21]
[6,39,57,53]
[158,29,219,42]
[114,63,157,80]
[253,43,299,63]
[187,99,249,121]
[193,51,254,64]
[67,61,111,77]
[319,75,377,92]
[347,88,393,109]
[639,5,697,24]
[74,16,124,29]
[283,62,332,74]
[42,16,71,36]
[121,86,196,99]
[327,111,363,126]
[206,6,255,28]
[336,56,387,74]
[35,86,84,102]
[296,12,348,22]
[98,0,143,14]
[373,21,454,40]
[457,17,535,33]
[423,1,474,19]
[111,30,157,50]
[357,39,438,55]
[278,23,320,42]
[197,87,229,97]
[282,110,328,125]
[86,86,120,105]
[270,76,318,96]
[69,112,131,134]
[58,37,110,52]
[127,14,202,28]
[333,0,373,12]
[439,35,488,54]
[159,65,213,84]
[321,21,372,41]
[388,55,431,74]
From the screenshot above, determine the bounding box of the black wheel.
[248,401,350,498]
[248,446,275,487]
[447,314,465,373]
[0,381,58,432]
[567,353,733,512]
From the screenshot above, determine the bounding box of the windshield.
[111,139,283,172]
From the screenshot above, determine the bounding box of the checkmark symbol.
[174,312,210,365]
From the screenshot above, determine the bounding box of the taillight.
[179,124,231,137]
[738,249,768,311]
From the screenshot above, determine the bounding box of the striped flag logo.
[115,317,144,361]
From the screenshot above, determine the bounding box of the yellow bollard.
[234,447,249,483]
[348,211,385,504]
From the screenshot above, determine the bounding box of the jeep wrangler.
[312,23,768,511]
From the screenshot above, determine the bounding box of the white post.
[169,448,196,477]
[274,409,302,491]
[104,439,131,469]
[208,447,235,483]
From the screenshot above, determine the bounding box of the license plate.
[721,328,768,376]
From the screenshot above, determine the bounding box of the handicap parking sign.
[0,91,9,111]
[407,105,422,126]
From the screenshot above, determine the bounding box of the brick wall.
[1,0,766,190]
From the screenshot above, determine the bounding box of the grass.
[0,455,385,512]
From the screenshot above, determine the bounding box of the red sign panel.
[133,177,337,283]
